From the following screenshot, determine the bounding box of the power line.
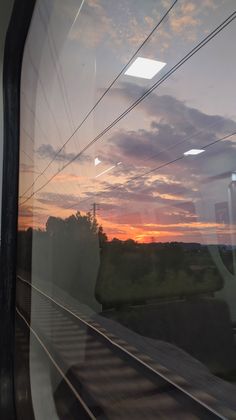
[19,10,236,206]
[20,0,178,198]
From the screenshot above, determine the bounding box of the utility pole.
[91,202,100,220]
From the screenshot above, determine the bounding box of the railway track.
[16,276,229,419]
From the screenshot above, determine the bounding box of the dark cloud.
[37,192,82,210]
[114,82,236,136]
[95,174,195,208]
[18,204,48,229]
[19,204,45,218]
[100,84,236,187]
[110,123,184,164]
[123,175,191,197]
[37,175,195,220]
[96,202,121,212]
[19,207,33,218]
[20,163,40,174]
[37,144,90,164]
[154,201,197,225]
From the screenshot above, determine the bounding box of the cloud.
[105,183,197,223]
[19,206,33,218]
[69,0,115,47]
[68,0,163,50]
[161,0,223,44]
[35,172,196,225]
[114,82,236,136]
[91,172,196,213]
[37,192,81,210]
[19,204,45,218]
[20,163,40,174]
[53,173,86,183]
[68,0,220,52]
[104,84,236,183]
[37,144,90,164]
[108,124,183,166]
[169,10,199,35]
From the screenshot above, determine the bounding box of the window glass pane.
[16,1,236,418]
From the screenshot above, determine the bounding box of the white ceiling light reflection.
[184,149,205,156]
[124,57,166,79]
[95,162,122,178]
[94,157,101,166]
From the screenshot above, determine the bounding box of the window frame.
[0,1,36,418]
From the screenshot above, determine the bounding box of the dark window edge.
[0,1,36,418]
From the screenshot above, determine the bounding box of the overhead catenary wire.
[19,10,236,207]
[20,0,179,199]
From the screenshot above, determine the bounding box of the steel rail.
[16,307,96,419]
[17,275,226,419]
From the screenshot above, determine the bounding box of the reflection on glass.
[16,0,236,418]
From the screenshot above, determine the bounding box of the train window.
[16,0,236,418]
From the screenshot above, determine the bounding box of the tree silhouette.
[17,212,223,310]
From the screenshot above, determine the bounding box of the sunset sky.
[18,0,236,244]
